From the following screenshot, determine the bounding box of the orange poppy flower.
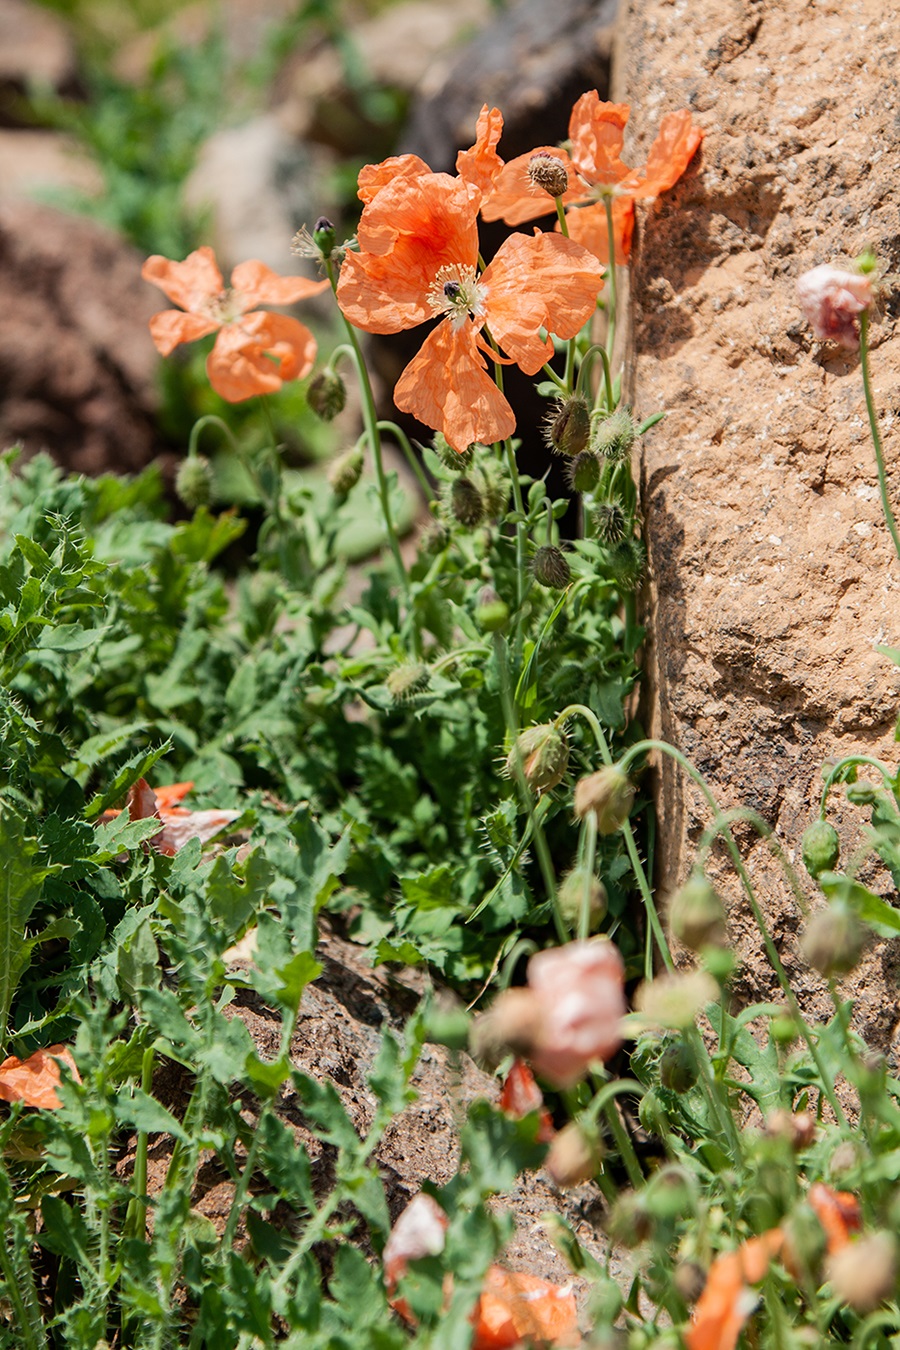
[686,1228,784,1350]
[482,93,703,266]
[472,1266,580,1348]
[337,168,603,452]
[0,1045,81,1110]
[142,246,329,401]
[808,1182,862,1252]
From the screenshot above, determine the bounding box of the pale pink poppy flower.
[796,264,873,349]
[383,1193,449,1291]
[524,940,626,1088]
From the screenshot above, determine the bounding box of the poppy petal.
[481,148,581,227]
[394,321,516,452]
[148,309,220,356]
[357,153,432,204]
[207,312,317,401]
[142,246,224,311]
[686,1229,783,1350]
[230,260,330,309]
[619,109,703,199]
[483,232,603,374]
[471,1266,580,1349]
[152,781,195,810]
[563,197,635,266]
[568,93,631,186]
[456,104,505,205]
[0,1045,81,1109]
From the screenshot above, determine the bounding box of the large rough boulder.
[616,0,900,1040]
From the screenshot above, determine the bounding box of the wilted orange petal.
[207,312,317,401]
[152,781,195,810]
[158,809,240,853]
[0,1045,81,1109]
[499,1059,555,1143]
[620,109,703,200]
[481,148,581,227]
[686,1229,783,1350]
[568,93,631,187]
[142,246,224,311]
[230,260,329,309]
[564,197,635,266]
[456,105,505,205]
[483,232,603,374]
[357,153,432,204]
[148,309,220,356]
[471,1266,580,1349]
[808,1183,861,1253]
[394,321,515,453]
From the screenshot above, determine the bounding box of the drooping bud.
[592,407,637,461]
[668,871,726,951]
[543,396,591,456]
[475,584,510,632]
[451,476,484,527]
[573,766,634,834]
[432,431,475,471]
[307,367,347,421]
[505,723,569,794]
[567,451,601,495]
[658,1039,698,1093]
[609,536,645,592]
[801,820,840,878]
[175,454,213,509]
[546,1122,603,1187]
[606,1191,652,1247]
[419,518,450,555]
[800,900,867,976]
[532,545,572,590]
[385,662,430,703]
[594,501,627,545]
[328,447,364,495]
[556,868,607,931]
[527,153,570,198]
[644,1166,694,1222]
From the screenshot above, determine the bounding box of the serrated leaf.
[38,1195,95,1266]
[115,1088,189,1143]
[0,803,48,1048]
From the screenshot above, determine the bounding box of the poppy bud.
[800,900,867,976]
[328,447,364,495]
[606,1190,651,1247]
[846,781,878,806]
[609,536,645,592]
[469,988,541,1069]
[419,517,450,555]
[644,1166,694,1222]
[764,1109,816,1150]
[474,461,509,520]
[592,408,637,461]
[668,871,726,951]
[543,396,591,456]
[313,216,337,254]
[432,432,475,470]
[307,368,347,421]
[567,451,601,495]
[546,1121,603,1187]
[175,454,213,509]
[658,1039,698,1093]
[594,501,627,545]
[505,723,569,794]
[573,766,634,834]
[556,868,607,931]
[385,662,430,703]
[801,820,840,878]
[451,476,484,526]
[701,945,736,985]
[527,153,570,198]
[475,585,509,632]
[826,1232,898,1312]
[532,545,571,590]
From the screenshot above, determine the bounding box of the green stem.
[820,754,899,814]
[377,420,436,503]
[586,1076,645,1189]
[0,1163,46,1350]
[187,413,241,460]
[859,311,900,567]
[223,1115,264,1247]
[124,1045,155,1243]
[578,812,598,941]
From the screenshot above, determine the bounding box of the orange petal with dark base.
[142,246,224,311]
[568,93,631,187]
[394,321,515,453]
[230,260,329,309]
[206,312,317,402]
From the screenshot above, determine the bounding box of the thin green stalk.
[585,1076,645,1189]
[377,420,436,503]
[222,1115,265,1247]
[859,311,900,567]
[124,1045,155,1243]
[578,811,598,941]
[187,412,241,460]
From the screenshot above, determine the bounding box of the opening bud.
[573,766,634,834]
[543,396,591,456]
[557,868,607,931]
[800,900,867,976]
[307,368,347,421]
[546,1121,603,1187]
[801,820,840,878]
[532,545,572,590]
[567,451,601,495]
[175,454,213,510]
[668,870,726,951]
[591,407,637,461]
[527,153,570,198]
[505,723,569,795]
[450,476,484,527]
[328,447,364,495]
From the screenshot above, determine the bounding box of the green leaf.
[115,1088,189,1143]
[818,872,900,937]
[0,803,48,1047]
[38,1195,96,1266]
[84,742,172,819]
[271,951,323,1016]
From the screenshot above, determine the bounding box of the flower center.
[200,287,243,324]
[427,264,486,329]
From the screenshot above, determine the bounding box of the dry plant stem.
[619,738,850,1129]
[859,311,900,568]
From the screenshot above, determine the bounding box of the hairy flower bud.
[432,431,475,470]
[474,461,509,520]
[451,476,484,527]
[573,766,634,834]
[609,536,645,592]
[475,584,509,632]
[592,408,637,461]
[546,1122,603,1187]
[505,723,569,794]
[594,501,627,545]
[633,971,719,1031]
[175,454,213,509]
[658,1039,698,1093]
[800,900,867,976]
[801,820,840,878]
[307,367,347,421]
[385,661,430,703]
[419,518,450,555]
[668,871,726,951]
[543,396,591,456]
[567,451,601,495]
[328,447,364,495]
[532,545,572,590]
[527,153,570,198]
[557,868,607,932]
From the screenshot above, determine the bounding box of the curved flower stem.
[577,811,598,940]
[617,737,850,1129]
[554,704,673,973]
[696,806,812,920]
[587,1073,645,1189]
[377,420,436,503]
[820,754,899,814]
[859,311,900,568]
[187,413,241,460]
[603,195,618,371]
[325,259,412,607]
[494,633,564,940]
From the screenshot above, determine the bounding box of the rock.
[0,128,102,203]
[616,0,900,1037]
[0,0,80,123]
[0,200,161,474]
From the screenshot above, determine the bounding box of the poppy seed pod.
[573,766,634,834]
[609,536,645,591]
[532,545,572,590]
[658,1039,698,1093]
[527,153,570,198]
[505,723,569,795]
[175,455,213,509]
[307,368,347,421]
[543,396,591,456]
